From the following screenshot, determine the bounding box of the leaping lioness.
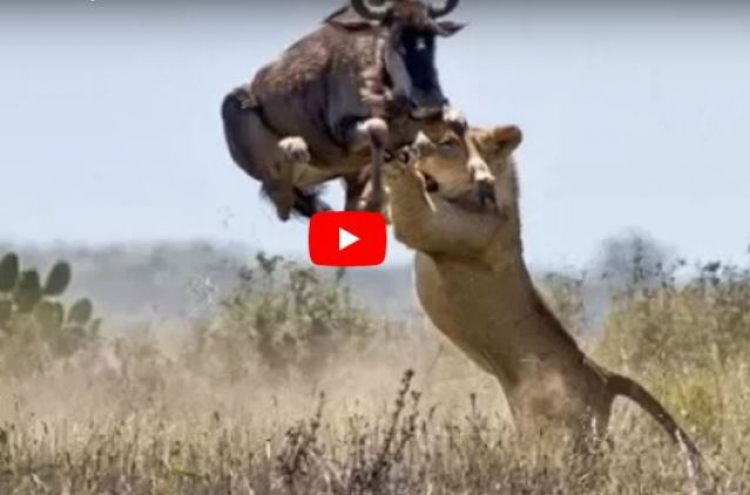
[383,126,702,466]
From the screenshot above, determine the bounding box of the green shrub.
[187,253,375,383]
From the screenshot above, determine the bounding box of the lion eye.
[438,139,456,150]
[398,149,411,163]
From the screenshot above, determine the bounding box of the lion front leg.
[384,146,497,256]
[383,154,434,250]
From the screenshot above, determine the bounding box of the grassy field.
[1,253,749,494]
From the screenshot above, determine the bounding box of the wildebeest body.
[222,1,492,220]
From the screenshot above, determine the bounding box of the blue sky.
[1,1,749,267]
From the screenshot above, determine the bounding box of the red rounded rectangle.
[308,212,387,267]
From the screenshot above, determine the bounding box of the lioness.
[383,126,701,464]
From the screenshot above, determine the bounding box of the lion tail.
[608,373,702,464]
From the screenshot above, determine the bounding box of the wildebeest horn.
[429,0,460,18]
[351,0,392,20]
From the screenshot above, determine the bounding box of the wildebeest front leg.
[355,118,389,214]
[342,174,367,212]
[443,107,496,206]
[274,137,311,221]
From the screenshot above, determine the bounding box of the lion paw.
[384,154,425,193]
[469,158,496,207]
[443,106,467,133]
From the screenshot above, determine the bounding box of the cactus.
[43,261,71,296]
[15,269,42,313]
[34,300,65,331]
[0,300,11,326]
[68,298,93,325]
[0,252,101,360]
[88,317,102,337]
[0,253,19,293]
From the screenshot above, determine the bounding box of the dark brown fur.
[221,1,493,221]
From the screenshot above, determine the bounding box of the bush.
[594,259,750,441]
[184,253,376,383]
[596,260,750,373]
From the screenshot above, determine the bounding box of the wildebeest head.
[330,0,465,120]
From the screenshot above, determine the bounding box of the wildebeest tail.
[221,89,263,182]
[608,373,702,463]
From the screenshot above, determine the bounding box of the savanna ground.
[1,246,749,494]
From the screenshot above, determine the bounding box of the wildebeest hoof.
[278,137,310,164]
[360,118,389,148]
[443,107,467,132]
[315,199,333,213]
[276,209,292,222]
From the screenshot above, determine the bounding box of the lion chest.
[413,254,537,375]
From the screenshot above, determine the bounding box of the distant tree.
[592,231,675,292]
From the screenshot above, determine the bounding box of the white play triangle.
[338,227,359,251]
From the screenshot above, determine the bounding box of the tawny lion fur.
[384,126,702,465]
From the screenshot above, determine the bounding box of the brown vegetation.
[0,251,748,493]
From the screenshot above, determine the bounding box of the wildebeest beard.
[390,27,447,119]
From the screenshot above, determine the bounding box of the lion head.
[401,125,524,206]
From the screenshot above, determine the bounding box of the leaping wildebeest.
[221,0,494,221]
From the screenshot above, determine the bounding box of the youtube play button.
[339,227,359,251]
[309,212,387,267]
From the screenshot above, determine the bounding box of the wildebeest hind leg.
[292,187,331,218]
[221,92,322,221]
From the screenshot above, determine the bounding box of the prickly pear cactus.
[44,261,71,296]
[0,300,11,326]
[0,251,101,358]
[15,269,43,313]
[68,298,93,325]
[0,253,19,293]
[34,300,65,331]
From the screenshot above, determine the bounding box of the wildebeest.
[221,0,494,221]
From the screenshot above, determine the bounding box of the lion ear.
[490,125,523,153]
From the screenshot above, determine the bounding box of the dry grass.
[1,257,749,494]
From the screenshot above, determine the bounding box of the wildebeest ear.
[325,6,379,31]
[435,20,466,37]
